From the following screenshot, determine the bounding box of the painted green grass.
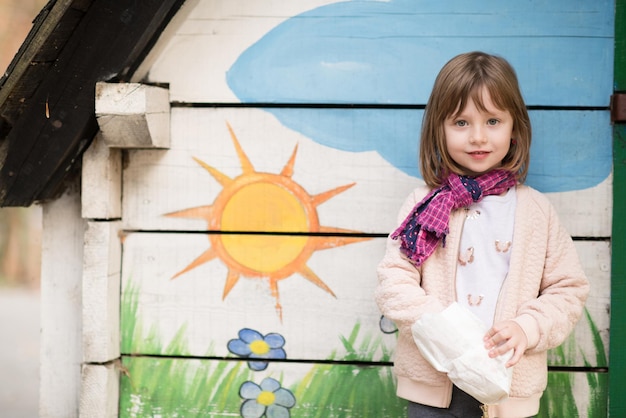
[539,345,578,417]
[290,322,405,417]
[120,280,166,355]
[120,281,404,417]
[538,307,608,418]
[119,317,404,417]
[120,357,253,417]
[121,280,189,355]
[581,308,608,418]
[120,280,251,416]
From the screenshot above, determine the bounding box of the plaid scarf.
[391,170,517,266]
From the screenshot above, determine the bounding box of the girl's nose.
[469,127,487,144]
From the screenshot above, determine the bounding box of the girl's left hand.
[483,320,528,368]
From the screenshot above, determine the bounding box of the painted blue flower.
[240,377,296,418]
[379,315,398,334]
[228,328,286,371]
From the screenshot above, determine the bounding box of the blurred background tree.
[0,0,48,288]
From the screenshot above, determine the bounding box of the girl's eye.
[455,120,468,127]
[487,119,499,126]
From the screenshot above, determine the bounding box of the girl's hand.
[483,320,528,368]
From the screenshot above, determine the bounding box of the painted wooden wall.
[83,0,615,416]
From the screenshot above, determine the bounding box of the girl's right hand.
[483,320,528,368]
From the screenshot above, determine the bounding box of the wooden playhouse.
[0,0,624,416]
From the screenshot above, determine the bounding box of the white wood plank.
[120,233,608,367]
[546,175,612,238]
[121,107,610,237]
[118,356,605,418]
[121,232,391,360]
[79,363,119,418]
[146,0,342,103]
[121,107,419,234]
[550,241,611,367]
[132,0,201,83]
[81,133,122,220]
[82,221,121,363]
[40,185,84,418]
[119,357,404,418]
[145,0,612,106]
[542,371,607,418]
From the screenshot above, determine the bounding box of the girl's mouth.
[468,151,490,159]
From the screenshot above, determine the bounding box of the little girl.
[375,51,589,418]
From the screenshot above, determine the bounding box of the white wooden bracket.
[95,82,170,148]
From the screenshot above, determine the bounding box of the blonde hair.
[419,51,531,188]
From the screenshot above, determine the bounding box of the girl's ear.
[510,127,519,146]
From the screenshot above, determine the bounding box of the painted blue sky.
[227,0,613,192]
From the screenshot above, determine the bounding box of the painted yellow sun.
[166,122,369,319]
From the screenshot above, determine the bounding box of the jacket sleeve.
[375,187,447,335]
[513,199,590,353]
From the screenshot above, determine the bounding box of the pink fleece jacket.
[375,184,589,417]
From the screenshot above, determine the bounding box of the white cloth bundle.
[411,302,513,405]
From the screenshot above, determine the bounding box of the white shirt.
[456,187,517,327]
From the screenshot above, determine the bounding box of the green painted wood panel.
[609,0,626,416]
[609,130,626,413]
[615,0,626,90]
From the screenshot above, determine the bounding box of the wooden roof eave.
[0,0,186,207]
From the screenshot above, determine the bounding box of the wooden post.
[78,127,124,417]
[39,182,84,418]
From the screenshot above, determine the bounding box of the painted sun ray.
[280,144,298,178]
[268,278,279,298]
[165,205,213,220]
[298,264,336,298]
[311,182,355,207]
[226,121,255,175]
[172,247,219,280]
[222,269,241,299]
[267,278,284,320]
[309,232,371,251]
[192,156,233,187]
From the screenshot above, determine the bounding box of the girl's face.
[443,87,514,177]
